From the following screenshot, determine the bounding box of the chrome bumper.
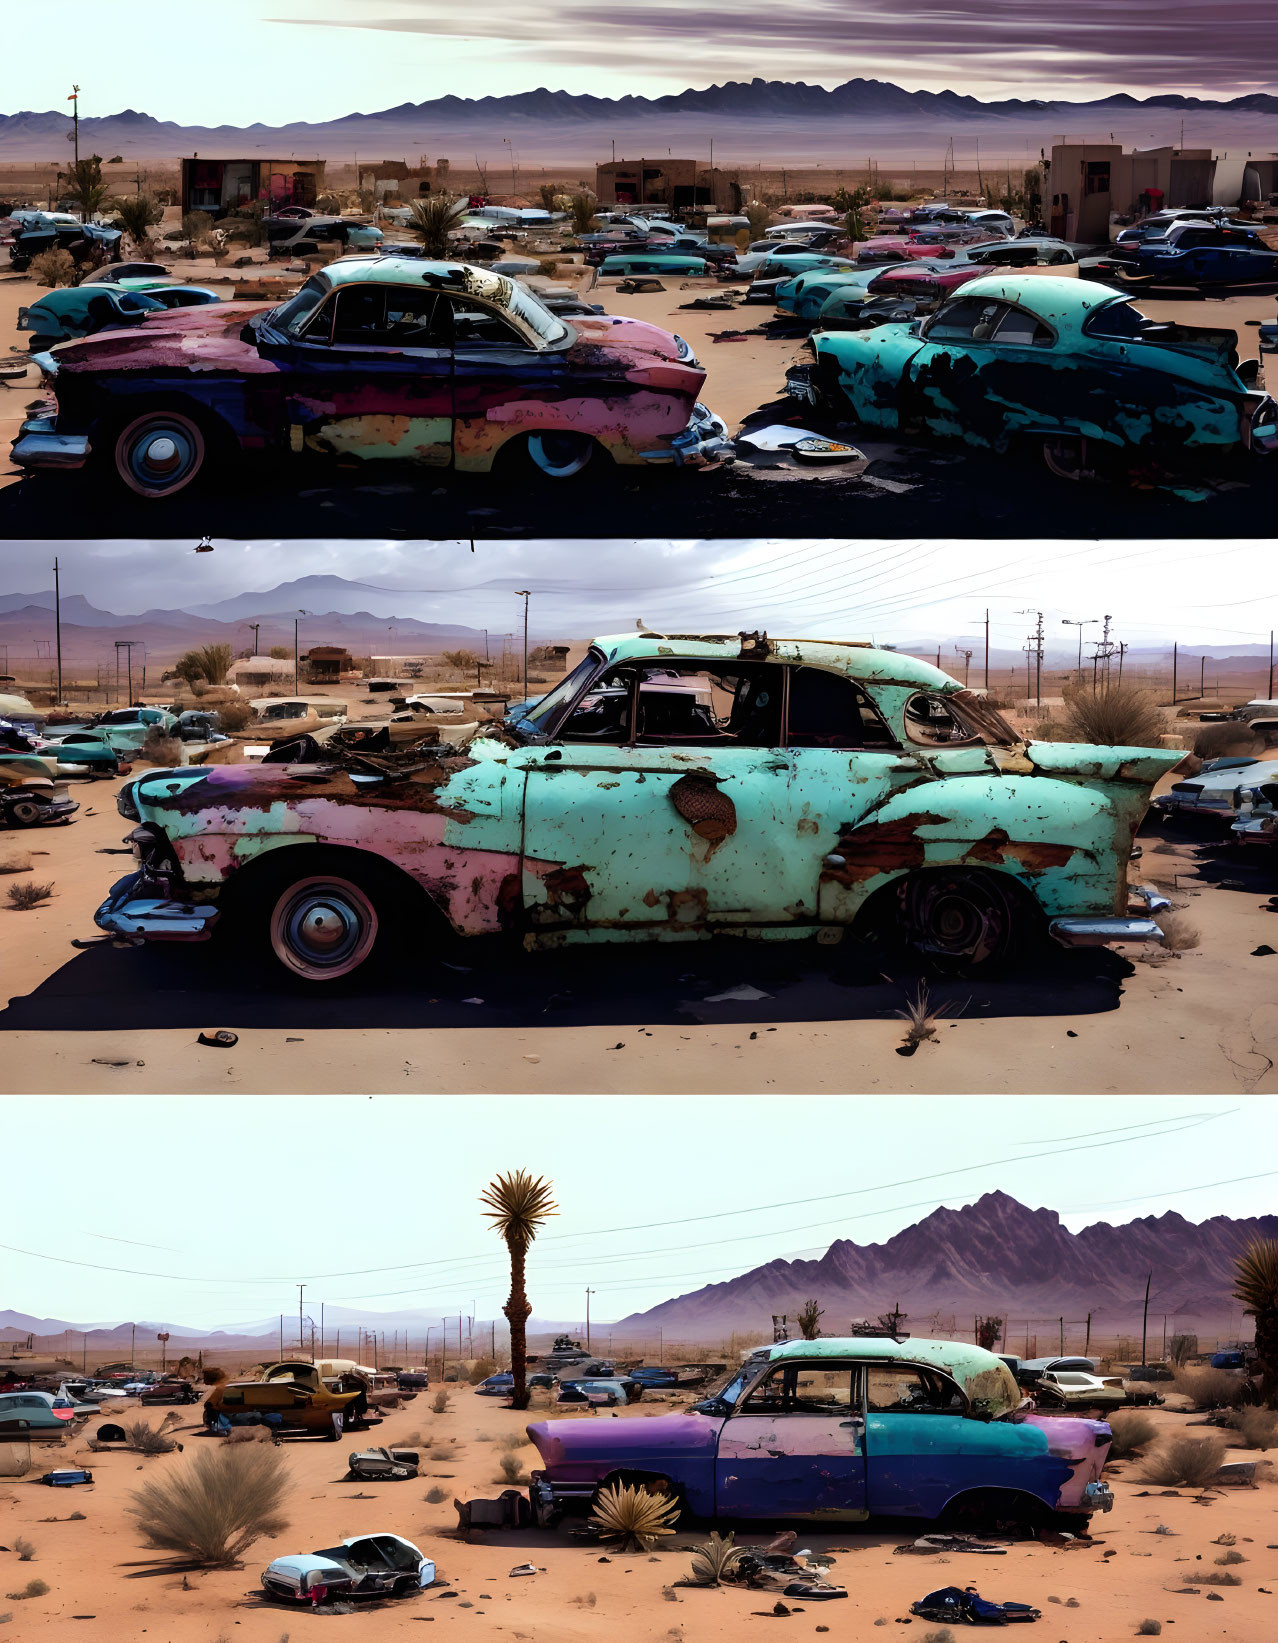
[641,402,733,468]
[1049,916,1163,947]
[12,416,90,471]
[94,872,220,941]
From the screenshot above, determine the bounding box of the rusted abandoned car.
[12,256,729,494]
[786,273,1278,479]
[526,1337,1115,1528]
[204,1361,364,1437]
[95,632,1178,984]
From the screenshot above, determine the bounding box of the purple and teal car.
[526,1337,1114,1528]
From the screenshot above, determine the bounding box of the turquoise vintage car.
[18,285,220,348]
[598,252,712,277]
[786,273,1278,478]
[776,264,908,322]
[95,632,1179,984]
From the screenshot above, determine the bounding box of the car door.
[715,1358,868,1519]
[904,297,1058,445]
[861,1361,972,1519]
[271,282,454,465]
[513,658,816,934]
[447,290,575,470]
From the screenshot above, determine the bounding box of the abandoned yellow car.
[203,1361,366,1437]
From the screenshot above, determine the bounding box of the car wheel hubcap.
[528,431,594,477]
[909,877,1006,964]
[271,877,377,979]
[119,415,203,494]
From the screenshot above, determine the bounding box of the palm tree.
[1234,1239,1278,1406]
[113,193,162,248]
[407,195,468,258]
[480,1171,557,1409]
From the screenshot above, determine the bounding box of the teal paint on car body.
[96,631,1182,979]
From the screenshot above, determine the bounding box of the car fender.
[820,773,1131,920]
[810,325,926,426]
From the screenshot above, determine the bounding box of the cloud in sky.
[19,537,1278,657]
[18,0,1278,127]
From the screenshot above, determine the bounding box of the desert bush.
[127,1421,175,1455]
[30,248,78,287]
[126,1443,289,1566]
[4,1580,48,1601]
[496,1452,523,1484]
[743,202,772,240]
[1136,1624,1161,1637]
[1154,911,1201,953]
[1214,1549,1246,1565]
[1106,1410,1159,1458]
[140,729,183,767]
[569,191,599,235]
[588,1482,680,1552]
[1196,1571,1242,1586]
[467,1358,499,1385]
[688,1530,741,1586]
[1172,1367,1248,1409]
[424,1486,446,1504]
[922,1631,956,1643]
[215,701,252,733]
[428,1442,456,1461]
[431,1389,449,1413]
[11,1538,33,1563]
[1060,683,1164,748]
[1139,1433,1227,1488]
[1227,1406,1277,1449]
[202,1367,227,1385]
[6,881,54,911]
[408,195,467,257]
[180,210,215,244]
[114,195,164,244]
[174,643,233,687]
[895,982,940,1050]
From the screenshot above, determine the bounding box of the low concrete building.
[227,655,296,690]
[181,157,326,219]
[595,157,744,212]
[1047,143,1278,241]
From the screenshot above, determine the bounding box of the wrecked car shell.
[526,1337,1113,1525]
[787,274,1278,474]
[12,256,729,494]
[94,633,1179,983]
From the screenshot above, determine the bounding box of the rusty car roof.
[956,272,1126,321]
[764,1335,1022,1413]
[591,632,960,689]
[323,255,515,301]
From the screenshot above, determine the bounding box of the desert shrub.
[174,643,233,687]
[588,1482,680,1552]
[431,1390,449,1413]
[1106,1410,1159,1458]
[427,1445,456,1462]
[688,1530,741,1585]
[140,729,183,767]
[1155,911,1201,953]
[496,1452,523,1484]
[1139,1433,1227,1488]
[1136,1624,1162,1636]
[1196,1571,1242,1586]
[268,646,291,660]
[1227,1406,1277,1449]
[922,1632,955,1643]
[126,1443,289,1566]
[569,191,599,235]
[1193,722,1253,759]
[424,1486,446,1504]
[467,1358,499,1386]
[181,211,215,243]
[11,1539,33,1563]
[202,1367,227,1385]
[1214,1549,1246,1564]
[1172,1367,1248,1409]
[1061,683,1164,748]
[127,1421,175,1455]
[743,202,773,239]
[30,249,77,287]
[5,1580,48,1599]
[215,701,252,733]
[114,195,164,244]
[6,881,53,910]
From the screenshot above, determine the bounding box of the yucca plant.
[1234,1238,1278,1405]
[114,194,163,246]
[407,195,468,258]
[480,1170,557,1409]
[688,1530,741,1585]
[588,1481,679,1552]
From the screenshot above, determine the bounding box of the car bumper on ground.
[12,415,91,471]
[94,871,221,941]
[1049,885,1169,947]
[640,402,733,468]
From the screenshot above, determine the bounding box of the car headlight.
[116,780,140,822]
[672,333,700,367]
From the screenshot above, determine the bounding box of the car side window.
[991,306,1053,346]
[633,663,781,747]
[866,1364,964,1414]
[787,666,897,749]
[926,297,1009,342]
[558,668,634,743]
[447,296,525,346]
[741,1362,857,1415]
[329,286,447,348]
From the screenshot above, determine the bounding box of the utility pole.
[1117,640,1128,685]
[298,1285,306,1357]
[1172,640,1178,704]
[1269,630,1274,699]
[294,610,311,693]
[53,557,63,704]
[1019,609,1044,704]
[69,85,80,168]
[954,646,973,686]
[585,1288,595,1352]
[115,640,140,704]
[250,622,260,655]
[279,1315,284,1357]
[130,1322,136,1369]
[320,1302,324,1359]
[1141,1271,1152,1369]
[515,589,531,700]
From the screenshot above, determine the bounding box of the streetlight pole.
[585,1288,595,1352]
[515,590,531,699]
[53,557,63,704]
[1062,617,1097,684]
[298,1284,306,1358]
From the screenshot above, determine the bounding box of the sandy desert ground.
[0,753,1275,1096]
[2,1383,1275,1643]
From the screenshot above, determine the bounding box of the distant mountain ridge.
[615,1192,1278,1334]
[3,79,1278,162]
